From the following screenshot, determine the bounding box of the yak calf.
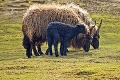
[46,22,86,57]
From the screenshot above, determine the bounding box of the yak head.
[22,35,31,49]
[90,20,102,49]
[82,24,95,52]
[82,33,93,52]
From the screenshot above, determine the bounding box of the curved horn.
[98,19,102,30]
[91,20,96,29]
[93,20,96,27]
[90,20,96,34]
[97,20,102,34]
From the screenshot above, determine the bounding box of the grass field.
[0,0,120,80]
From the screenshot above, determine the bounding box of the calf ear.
[76,24,81,27]
[76,24,82,29]
[77,24,85,27]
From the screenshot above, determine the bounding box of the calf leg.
[48,41,53,56]
[60,39,69,55]
[45,42,53,56]
[47,33,53,56]
[45,48,49,55]
[62,38,69,56]
[63,43,68,56]
[53,34,59,57]
[60,39,64,56]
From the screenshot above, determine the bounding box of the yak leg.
[26,45,32,58]
[60,39,69,55]
[45,48,49,55]
[48,41,53,56]
[22,35,32,58]
[53,34,59,57]
[46,33,53,56]
[37,44,43,55]
[62,38,69,56]
[31,42,40,56]
[60,39,64,56]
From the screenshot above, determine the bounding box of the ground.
[0,0,120,80]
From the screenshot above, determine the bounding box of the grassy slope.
[0,0,120,80]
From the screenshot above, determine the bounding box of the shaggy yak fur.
[22,4,102,58]
[68,3,102,49]
[46,22,86,57]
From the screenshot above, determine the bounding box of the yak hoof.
[55,54,59,57]
[50,53,53,56]
[45,49,49,55]
[39,52,44,55]
[63,54,67,56]
[60,53,63,56]
[66,49,69,52]
[26,53,32,58]
[61,53,67,56]
[35,52,40,56]
[27,56,31,58]
[45,53,48,55]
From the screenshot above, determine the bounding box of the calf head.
[76,24,86,34]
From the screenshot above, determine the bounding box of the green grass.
[0,23,26,61]
[0,13,120,80]
[0,0,120,80]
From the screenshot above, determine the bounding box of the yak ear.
[97,20,102,33]
[90,20,96,34]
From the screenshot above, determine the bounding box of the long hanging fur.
[67,3,102,49]
[22,3,101,57]
[22,4,89,46]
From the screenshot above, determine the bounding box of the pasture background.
[0,0,120,80]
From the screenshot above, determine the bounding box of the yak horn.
[90,20,96,34]
[97,20,102,34]
[92,20,96,28]
[98,19,102,30]
[91,20,96,28]
[94,20,96,26]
